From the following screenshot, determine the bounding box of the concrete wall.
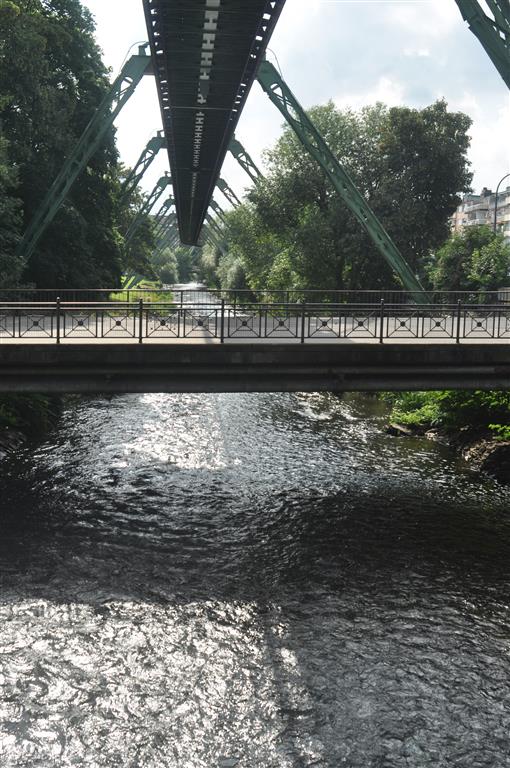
[0,342,509,393]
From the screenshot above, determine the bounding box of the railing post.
[300,300,306,343]
[456,299,462,344]
[56,296,61,345]
[379,299,385,344]
[139,298,144,344]
[220,299,225,343]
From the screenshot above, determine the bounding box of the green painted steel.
[217,178,241,207]
[125,173,172,243]
[228,136,263,184]
[120,131,167,203]
[155,213,178,246]
[455,0,510,88]
[143,0,286,244]
[18,46,152,262]
[210,199,227,225]
[257,59,427,299]
[153,196,175,236]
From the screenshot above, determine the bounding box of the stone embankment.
[0,428,26,461]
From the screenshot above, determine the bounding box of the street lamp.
[493,172,510,233]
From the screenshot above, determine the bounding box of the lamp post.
[493,172,510,233]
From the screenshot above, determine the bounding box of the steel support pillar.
[217,178,241,207]
[257,59,427,299]
[210,199,228,225]
[229,136,263,184]
[120,131,167,204]
[455,0,510,88]
[18,45,152,262]
[125,173,172,243]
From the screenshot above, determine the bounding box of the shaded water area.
[1,390,510,767]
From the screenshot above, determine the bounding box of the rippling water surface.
[1,389,510,767]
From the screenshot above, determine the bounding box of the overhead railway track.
[143,0,286,244]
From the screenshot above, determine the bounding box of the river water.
[1,390,510,767]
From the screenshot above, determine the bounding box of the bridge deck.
[1,341,508,393]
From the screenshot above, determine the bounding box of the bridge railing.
[0,288,509,306]
[0,300,509,343]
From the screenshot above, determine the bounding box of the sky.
[81,0,510,210]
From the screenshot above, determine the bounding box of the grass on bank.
[382,390,510,440]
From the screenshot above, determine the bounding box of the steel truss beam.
[153,197,175,237]
[455,0,510,88]
[229,136,263,184]
[210,199,228,225]
[257,59,426,299]
[156,213,178,246]
[18,46,152,262]
[120,131,167,204]
[125,173,172,243]
[217,178,241,207]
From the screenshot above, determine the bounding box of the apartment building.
[451,185,510,242]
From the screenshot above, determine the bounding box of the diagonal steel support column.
[229,136,264,184]
[18,45,152,262]
[210,199,228,226]
[125,173,172,243]
[257,59,427,300]
[454,0,510,88]
[217,178,241,207]
[120,131,167,204]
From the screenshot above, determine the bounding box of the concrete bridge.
[0,294,508,392]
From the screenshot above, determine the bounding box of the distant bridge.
[0,291,508,393]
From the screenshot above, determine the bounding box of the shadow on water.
[1,392,510,766]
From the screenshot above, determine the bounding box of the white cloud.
[334,76,406,110]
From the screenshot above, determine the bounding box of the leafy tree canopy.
[215,100,472,293]
[427,225,510,292]
[0,0,123,287]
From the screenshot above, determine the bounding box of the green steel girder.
[229,136,264,184]
[256,59,426,299]
[156,213,178,246]
[154,211,176,242]
[204,225,228,257]
[153,196,175,233]
[18,46,152,262]
[125,173,172,243]
[455,0,510,88]
[210,199,228,225]
[120,131,167,204]
[217,178,241,207]
[205,213,224,240]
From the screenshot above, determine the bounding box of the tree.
[0,0,123,287]
[219,100,472,293]
[0,131,23,285]
[428,225,510,292]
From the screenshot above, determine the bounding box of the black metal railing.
[0,299,509,343]
[1,287,509,306]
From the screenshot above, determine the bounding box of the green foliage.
[0,394,60,432]
[216,100,472,293]
[0,132,23,284]
[427,225,510,292]
[0,0,123,287]
[385,390,510,437]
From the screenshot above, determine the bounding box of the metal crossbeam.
[455,0,510,88]
[125,173,172,243]
[217,178,241,207]
[210,199,227,225]
[120,131,167,204]
[257,59,427,299]
[18,46,152,262]
[229,136,263,183]
[153,197,175,235]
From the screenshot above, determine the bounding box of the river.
[1,389,509,767]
